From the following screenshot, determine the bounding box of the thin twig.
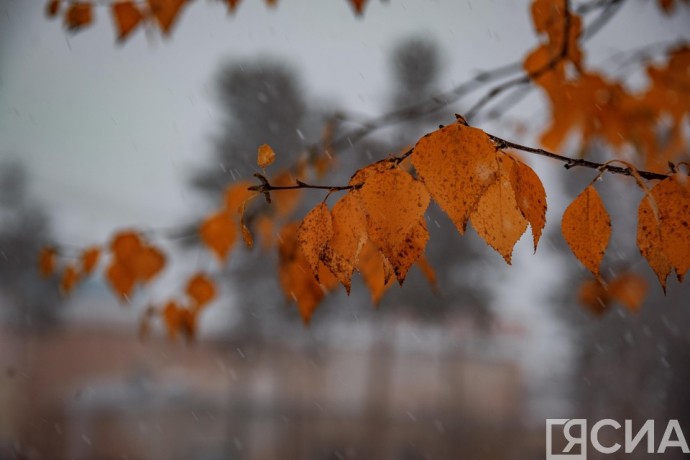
[248,173,361,201]
[465,0,576,122]
[581,0,624,40]
[326,0,625,150]
[487,133,669,181]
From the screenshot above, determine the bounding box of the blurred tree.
[191,60,307,197]
[0,160,62,329]
[191,60,316,338]
[389,36,441,111]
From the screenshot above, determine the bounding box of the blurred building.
[0,308,542,460]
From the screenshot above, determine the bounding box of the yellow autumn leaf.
[80,246,101,275]
[147,0,187,35]
[186,273,216,308]
[60,264,80,294]
[510,157,547,251]
[353,166,430,283]
[297,203,334,282]
[562,185,611,278]
[412,122,499,235]
[199,211,237,261]
[357,241,395,305]
[257,144,276,169]
[111,1,143,42]
[278,223,330,324]
[322,192,368,293]
[649,173,690,281]
[637,194,673,290]
[470,155,528,264]
[38,247,57,278]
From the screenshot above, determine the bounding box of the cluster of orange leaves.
[521,0,690,306]
[39,231,218,341]
[526,0,690,173]
[39,245,100,294]
[194,115,688,324]
[561,172,689,292]
[45,0,371,42]
[38,118,689,329]
[578,272,648,315]
[140,273,216,341]
[200,122,548,323]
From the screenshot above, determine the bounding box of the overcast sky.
[0,0,526,242]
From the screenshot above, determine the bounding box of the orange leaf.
[638,194,672,290]
[349,158,392,184]
[317,260,340,292]
[609,273,647,311]
[111,1,144,42]
[578,278,610,316]
[271,171,303,217]
[162,301,197,341]
[177,308,197,341]
[257,144,276,169]
[322,192,368,293]
[46,0,61,17]
[38,247,57,277]
[354,166,430,283]
[658,0,674,12]
[239,200,254,249]
[60,265,80,294]
[415,254,437,290]
[106,231,165,299]
[111,231,143,260]
[562,185,611,278]
[106,261,136,300]
[147,0,187,35]
[578,272,648,314]
[649,173,690,281]
[64,2,93,31]
[80,246,100,275]
[297,203,334,282]
[530,0,582,66]
[186,273,216,308]
[224,180,255,214]
[412,122,499,235]
[256,215,275,250]
[357,241,394,305]
[510,157,547,251]
[162,301,181,340]
[390,218,430,284]
[241,223,253,248]
[349,0,368,15]
[199,211,237,261]
[278,223,329,324]
[130,246,166,282]
[470,155,528,264]
[225,0,241,12]
[523,45,565,95]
